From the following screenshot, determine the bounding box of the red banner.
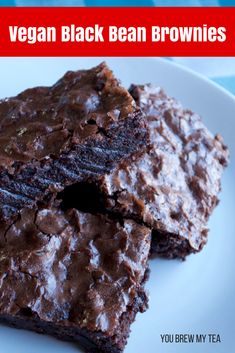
[0,7,235,56]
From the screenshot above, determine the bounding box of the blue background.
[1,0,235,6]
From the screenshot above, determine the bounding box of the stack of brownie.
[0,63,229,353]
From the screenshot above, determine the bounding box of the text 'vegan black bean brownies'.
[0,63,229,352]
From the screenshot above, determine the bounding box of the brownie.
[98,84,229,259]
[0,63,147,224]
[0,202,150,353]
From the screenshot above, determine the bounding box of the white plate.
[0,58,235,353]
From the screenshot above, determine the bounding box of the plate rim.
[149,57,235,104]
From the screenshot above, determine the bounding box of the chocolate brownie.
[98,84,229,259]
[0,203,150,353]
[0,63,147,224]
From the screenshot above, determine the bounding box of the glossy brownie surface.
[0,62,135,169]
[0,205,150,352]
[0,64,147,223]
[99,84,229,257]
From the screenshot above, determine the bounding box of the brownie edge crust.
[0,63,147,224]
[0,206,150,353]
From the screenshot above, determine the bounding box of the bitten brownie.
[98,84,229,259]
[0,204,150,353]
[0,63,147,224]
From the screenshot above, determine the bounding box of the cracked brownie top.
[99,84,229,256]
[0,62,135,169]
[0,63,147,223]
[0,204,150,346]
